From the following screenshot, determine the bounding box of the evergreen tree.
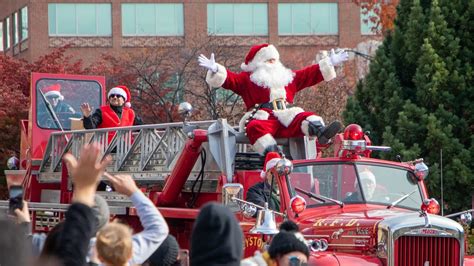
[344,0,474,212]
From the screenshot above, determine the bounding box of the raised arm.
[105,173,169,265]
[198,53,246,95]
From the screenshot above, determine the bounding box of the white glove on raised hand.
[330,49,349,66]
[198,53,218,73]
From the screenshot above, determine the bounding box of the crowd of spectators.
[0,143,309,266]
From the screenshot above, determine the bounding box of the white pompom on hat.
[260,152,281,178]
[241,43,280,72]
[108,85,131,107]
[42,84,64,100]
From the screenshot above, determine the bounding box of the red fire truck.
[3,73,474,265]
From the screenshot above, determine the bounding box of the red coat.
[98,106,136,142]
[208,64,327,128]
[222,64,326,110]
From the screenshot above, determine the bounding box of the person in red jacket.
[81,85,143,133]
[199,44,348,156]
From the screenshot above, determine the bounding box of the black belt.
[258,99,290,111]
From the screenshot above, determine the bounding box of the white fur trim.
[238,110,269,132]
[273,107,304,127]
[241,45,280,72]
[108,87,128,101]
[269,87,286,101]
[318,57,337,81]
[44,91,64,101]
[260,157,281,178]
[206,63,227,88]
[253,134,277,155]
[301,115,325,136]
[301,120,310,136]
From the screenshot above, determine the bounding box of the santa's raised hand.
[198,53,218,73]
[330,49,349,66]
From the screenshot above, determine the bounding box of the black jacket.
[246,181,280,213]
[55,203,96,266]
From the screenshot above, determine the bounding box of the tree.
[0,47,86,183]
[344,0,474,213]
[353,0,400,34]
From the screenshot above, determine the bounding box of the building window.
[5,17,10,49]
[13,12,19,45]
[0,22,3,51]
[207,4,268,36]
[21,6,28,40]
[360,6,380,35]
[48,4,112,36]
[278,3,338,35]
[122,4,184,36]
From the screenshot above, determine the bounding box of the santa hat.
[260,152,281,178]
[108,85,131,107]
[42,84,64,100]
[358,170,376,185]
[241,44,280,72]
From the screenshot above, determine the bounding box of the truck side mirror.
[222,183,243,212]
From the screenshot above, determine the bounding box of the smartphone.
[9,185,24,215]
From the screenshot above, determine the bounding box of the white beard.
[250,61,295,89]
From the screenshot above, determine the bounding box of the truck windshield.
[36,79,102,130]
[289,163,423,210]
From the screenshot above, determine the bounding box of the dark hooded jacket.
[246,181,280,213]
[190,203,243,266]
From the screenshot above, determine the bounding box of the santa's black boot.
[308,120,343,145]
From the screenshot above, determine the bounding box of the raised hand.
[80,102,92,117]
[13,201,31,224]
[330,49,349,66]
[104,173,139,197]
[63,143,112,206]
[198,53,218,73]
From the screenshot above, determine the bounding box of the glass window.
[5,17,10,49]
[122,4,184,36]
[21,6,28,40]
[0,22,3,51]
[36,80,102,130]
[278,3,338,35]
[13,12,19,44]
[360,6,380,35]
[48,3,112,36]
[207,4,268,35]
[289,163,422,210]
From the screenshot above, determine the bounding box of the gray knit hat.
[92,195,110,232]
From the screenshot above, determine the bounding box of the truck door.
[30,73,106,160]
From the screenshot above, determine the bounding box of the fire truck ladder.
[37,121,219,185]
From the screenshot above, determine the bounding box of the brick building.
[0,0,379,64]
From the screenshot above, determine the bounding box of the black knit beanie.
[190,202,244,266]
[147,235,180,266]
[268,221,310,259]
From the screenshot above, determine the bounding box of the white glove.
[329,49,349,66]
[198,53,218,73]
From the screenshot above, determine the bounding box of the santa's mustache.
[250,61,294,89]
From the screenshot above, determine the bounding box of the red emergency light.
[421,198,440,215]
[290,195,307,214]
[343,124,364,140]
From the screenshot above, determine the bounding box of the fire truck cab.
[3,73,474,266]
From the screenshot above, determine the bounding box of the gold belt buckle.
[272,99,287,110]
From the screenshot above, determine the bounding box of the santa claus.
[198,44,348,155]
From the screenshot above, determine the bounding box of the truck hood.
[297,204,411,253]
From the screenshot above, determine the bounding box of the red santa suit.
[206,44,338,155]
